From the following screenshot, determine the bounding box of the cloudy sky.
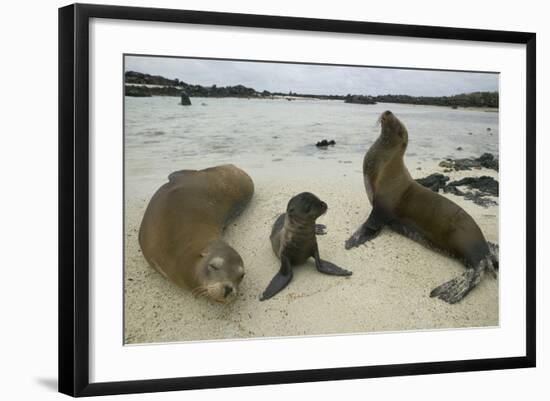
[125,56,498,97]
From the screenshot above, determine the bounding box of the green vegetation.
[125,71,180,86]
[344,95,376,105]
[372,92,498,108]
[125,71,257,98]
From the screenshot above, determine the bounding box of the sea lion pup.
[260,192,352,301]
[345,111,498,304]
[138,165,254,304]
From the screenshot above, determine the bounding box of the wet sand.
[124,160,499,344]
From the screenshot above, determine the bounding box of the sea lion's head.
[286,192,328,222]
[378,110,409,150]
[193,241,245,304]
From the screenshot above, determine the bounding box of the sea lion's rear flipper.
[487,241,499,271]
[430,259,492,304]
[168,169,196,182]
[315,224,327,235]
[345,205,388,249]
[260,256,293,301]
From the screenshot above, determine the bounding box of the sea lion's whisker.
[192,283,222,301]
[192,287,207,298]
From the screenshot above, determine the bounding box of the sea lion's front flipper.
[430,260,488,304]
[345,205,388,249]
[315,224,327,235]
[313,245,352,276]
[316,260,352,276]
[167,169,196,182]
[260,256,293,301]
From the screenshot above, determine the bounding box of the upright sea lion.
[345,111,498,304]
[260,192,352,301]
[139,164,254,304]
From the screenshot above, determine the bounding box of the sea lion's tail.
[488,241,499,270]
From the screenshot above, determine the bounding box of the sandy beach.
[124,158,499,344]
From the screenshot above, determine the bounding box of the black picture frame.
[58,3,536,397]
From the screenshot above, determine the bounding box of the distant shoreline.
[125,89,498,111]
[124,71,499,109]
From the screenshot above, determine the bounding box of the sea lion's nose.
[224,285,233,297]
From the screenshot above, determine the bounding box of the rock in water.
[180,91,192,106]
[316,139,336,147]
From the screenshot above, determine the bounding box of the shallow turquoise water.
[124,96,499,179]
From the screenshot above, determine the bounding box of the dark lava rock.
[463,192,498,208]
[445,176,499,207]
[415,173,449,192]
[439,153,499,172]
[447,176,499,196]
[416,173,499,208]
[180,91,192,106]
[124,84,182,97]
[443,185,464,196]
[125,85,152,97]
[316,139,336,147]
[477,153,499,170]
[442,184,497,207]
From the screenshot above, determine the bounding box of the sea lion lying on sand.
[139,164,254,304]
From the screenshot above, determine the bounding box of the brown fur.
[348,111,496,303]
[138,165,254,303]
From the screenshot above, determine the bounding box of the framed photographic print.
[58,3,536,397]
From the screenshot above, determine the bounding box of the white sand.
[124,160,498,344]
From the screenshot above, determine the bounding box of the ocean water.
[124,96,499,180]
